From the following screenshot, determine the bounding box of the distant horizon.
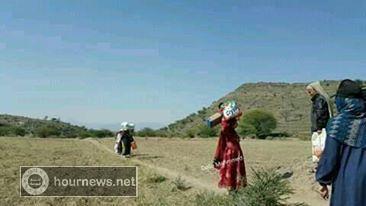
[0,112,165,131]
[2,79,364,130]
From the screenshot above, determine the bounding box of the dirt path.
[87,138,225,194]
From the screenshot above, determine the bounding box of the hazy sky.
[0,1,365,129]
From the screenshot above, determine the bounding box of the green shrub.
[194,168,302,206]
[79,130,92,139]
[14,127,27,136]
[197,125,218,138]
[185,128,196,138]
[89,129,114,138]
[61,127,78,138]
[136,127,157,137]
[238,123,257,137]
[155,130,168,137]
[0,125,27,136]
[147,173,167,184]
[0,126,12,136]
[238,109,277,139]
[233,168,294,206]
[35,125,61,138]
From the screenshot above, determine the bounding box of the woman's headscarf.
[307,81,334,117]
[327,97,366,148]
[327,79,366,148]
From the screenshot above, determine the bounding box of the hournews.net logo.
[21,167,49,196]
[20,166,138,197]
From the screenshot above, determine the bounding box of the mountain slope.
[159,80,346,137]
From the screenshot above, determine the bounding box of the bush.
[60,127,79,138]
[147,173,167,184]
[89,129,114,138]
[238,109,277,139]
[14,127,27,136]
[136,127,157,137]
[197,125,218,138]
[0,125,27,136]
[0,126,12,136]
[155,130,168,137]
[194,168,301,206]
[79,130,92,139]
[238,123,257,137]
[185,129,196,138]
[35,125,61,138]
[233,168,294,206]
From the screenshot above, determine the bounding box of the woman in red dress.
[213,106,247,191]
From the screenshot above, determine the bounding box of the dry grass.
[0,137,197,206]
[0,136,327,206]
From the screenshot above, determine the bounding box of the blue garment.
[327,97,366,148]
[316,97,366,206]
[316,137,366,206]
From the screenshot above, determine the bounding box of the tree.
[238,109,277,139]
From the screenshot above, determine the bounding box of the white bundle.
[311,128,327,163]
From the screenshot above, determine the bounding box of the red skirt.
[214,118,247,190]
[218,140,247,190]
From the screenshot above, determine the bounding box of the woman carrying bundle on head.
[213,101,247,192]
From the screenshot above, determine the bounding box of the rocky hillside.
[0,114,113,138]
[159,80,350,137]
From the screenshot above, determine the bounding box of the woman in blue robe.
[316,79,366,206]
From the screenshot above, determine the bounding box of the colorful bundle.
[206,100,242,128]
[222,101,242,120]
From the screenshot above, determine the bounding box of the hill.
[0,114,113,138]
[158,80,350,138]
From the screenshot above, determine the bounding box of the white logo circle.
[22,168,49,196]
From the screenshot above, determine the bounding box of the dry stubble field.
[0,136,328,206]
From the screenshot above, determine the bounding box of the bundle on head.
[206,101,242,128]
